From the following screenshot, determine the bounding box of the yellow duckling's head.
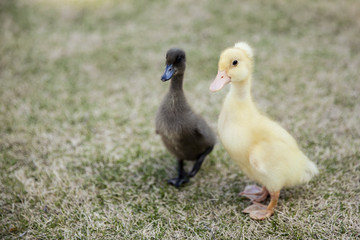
[210,42,254,92]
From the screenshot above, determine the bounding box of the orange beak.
[210,70,231,92]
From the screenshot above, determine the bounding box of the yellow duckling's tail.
[301,157,319,183]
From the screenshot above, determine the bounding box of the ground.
[0,0,359,239]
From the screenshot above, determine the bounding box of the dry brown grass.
[1,0,359,239]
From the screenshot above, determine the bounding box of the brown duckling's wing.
[193,115,216,146]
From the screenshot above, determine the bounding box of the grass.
[1,0,359,239]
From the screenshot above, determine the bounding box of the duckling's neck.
[229,78,253,103]
[166,73,189,112]
[170,74,184,92]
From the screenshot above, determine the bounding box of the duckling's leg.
[189,146,214,178]
[168,159,189,187]
[242,191,280,220]
[239,185,269,202]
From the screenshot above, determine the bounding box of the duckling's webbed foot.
[239,185,269,202]
[168,177,189,187]
[242,203,273,220]
[189,146,214,178]
[168,159,189,188]
[242,191,280,220]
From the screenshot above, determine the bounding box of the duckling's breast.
[217,104,252,170]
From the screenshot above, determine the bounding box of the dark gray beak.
[161,64,175,81]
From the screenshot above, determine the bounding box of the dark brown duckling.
[156,48,216,187]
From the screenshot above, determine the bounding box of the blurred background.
[1,0,359,239]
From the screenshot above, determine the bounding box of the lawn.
[1,0,359,239]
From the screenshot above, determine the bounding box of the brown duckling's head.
[161,48,186,82]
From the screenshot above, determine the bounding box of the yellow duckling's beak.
[210,70,231,92]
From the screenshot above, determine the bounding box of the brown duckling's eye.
[232,60,238,66]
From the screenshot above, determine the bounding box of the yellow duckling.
[210,42,318,220]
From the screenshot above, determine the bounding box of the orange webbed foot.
[239,185,269,202]
[249,209,274,220]
[242,191,280,220]
[242,202,267,213]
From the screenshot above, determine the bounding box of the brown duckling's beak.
[161,64,175,82]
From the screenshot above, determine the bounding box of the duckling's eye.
[175,56,184,63]
[232,60,238,66]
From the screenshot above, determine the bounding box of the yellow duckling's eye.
[232,60,238,66]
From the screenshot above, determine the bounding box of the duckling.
[210,42,318,220]
[156,48,216,188]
